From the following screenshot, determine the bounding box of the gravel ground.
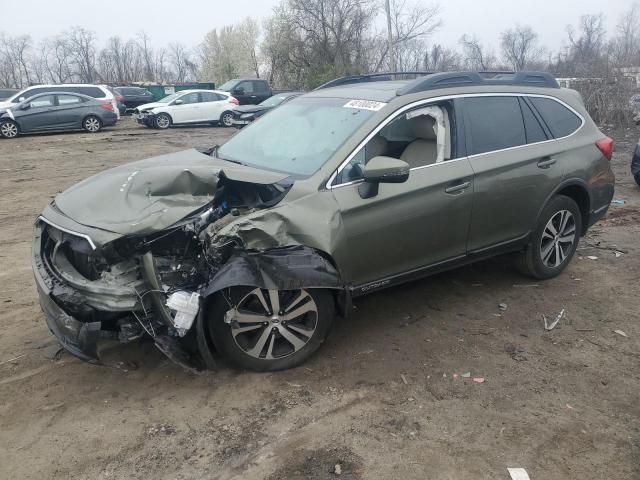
[0,118,638,480]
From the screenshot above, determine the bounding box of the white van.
[0,84,120,119]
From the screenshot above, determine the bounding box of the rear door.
[54,94,87,128]
[253,80,271,103]
[199,91,225,121]
[233,81,256,105]
[462,95,564,252]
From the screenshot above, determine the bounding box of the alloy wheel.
[84,117,100,132]
[225,288,318,360]
[156,114,170,129]
[540,209,576,268]
[0,122,18,138]
[221,113,233,127]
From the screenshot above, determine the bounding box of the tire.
[635,173,640,188]
[0,120,19,138]
[207,287,334,371]
[517,195,582,280]
[154,113,172,129]
[82,115,102,133]
[220,111,234,127]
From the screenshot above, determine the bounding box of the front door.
[233,81,257,105]
[18,95,60,131]
[169,92,202,123]
[199,91,225,121]
[54,94,86,128]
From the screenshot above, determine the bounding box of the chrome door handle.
[537,157,556,169]
[445,181,471,194]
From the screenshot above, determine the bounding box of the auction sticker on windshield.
[343,99,387,111]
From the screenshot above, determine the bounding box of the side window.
[200,91,219,102]
[529,97,582,138]
[465,97,526,155]
[239,81,255,93]
[16,87,45,102]
[335,103,454,185]
[29,95,55,108]
[519,98,548,144]
[177,92,199,105]
[80,87,106,98]
[57,94,83,105]
[254,81,268,93]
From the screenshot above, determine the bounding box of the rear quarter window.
[75,87,106,98]
[465,96,526,155]
[529,97,582,138]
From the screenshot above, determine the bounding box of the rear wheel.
[208,287,334,371]
[83,116,102,133]
[635,173,640,187]
[0,120,19,138]
[517,195,581,280]
[220,111,234,127]
[154,113,172,129]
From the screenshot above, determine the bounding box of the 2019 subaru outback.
[32,71,615,372]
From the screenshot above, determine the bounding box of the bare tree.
[64,27,98,82]
[460,35,496,70]
[423,44,461,72]
[168,43,195,82]
[500,25,543,71]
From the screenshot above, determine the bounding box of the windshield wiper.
[201,144,246,166]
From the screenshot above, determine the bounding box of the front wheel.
[0,120,19,138]
[83,116,102,133]
[220,111,234,127]
[208,287,334,371]
[516,195,582,280]
[154,113,172,129]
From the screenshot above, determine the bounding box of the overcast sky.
[0,0,632,53]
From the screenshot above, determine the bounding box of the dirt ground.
[0,118,638,480]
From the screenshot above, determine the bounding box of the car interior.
[337,102,454,184]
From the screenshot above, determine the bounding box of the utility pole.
[385,0,396,72]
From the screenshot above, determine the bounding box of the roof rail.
[396,71,560,95]
[315,71,433,90]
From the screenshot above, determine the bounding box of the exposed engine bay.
[32,168,342,371]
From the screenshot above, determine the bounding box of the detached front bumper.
[134,111,156,127]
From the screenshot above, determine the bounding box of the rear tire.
[82,115,102,133]
[635,173,640,187]
[0,120,19,138]
[207,287,334,372]
[517,195,582,280]
[220,111,234,127]
[154,113,172,129]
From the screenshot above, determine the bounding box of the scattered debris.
[611,199,626,205]
[614,329,628,338]
[334,463,342,475]
[400,374,408,385]
[453,373,459,379]
[355,350,374,356]
[614,251,624,258]
[543,309,565,331]
[499,303,508,311]
[147,424,176,436]
[472,377,485,384]
[512,284,540,288]
[566,403,574,410]
[38,402,65,412]
[0,353,27,366]
[461,372,471,378]
[586,256,599,260]
[575,328,595,332]
[508,467,531,480]
[505,344,528,362]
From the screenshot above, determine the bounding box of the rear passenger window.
[519,98,548,144]
[80,87,105,98]
[465,97,526,155]
[529,97,582,138]
[57,94,83,105]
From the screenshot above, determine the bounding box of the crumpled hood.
[235,105,268,114]
[136,101,167,111]
[53,148,290,236]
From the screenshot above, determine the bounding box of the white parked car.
[134,90,239,129]
[0,84,120,119]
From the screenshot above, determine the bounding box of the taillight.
[596,137,614,161]
[229,97,239,105]
[100,103,113,111]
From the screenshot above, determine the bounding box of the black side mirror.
[358,156,410,199]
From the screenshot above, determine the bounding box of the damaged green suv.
[33,72,615,371]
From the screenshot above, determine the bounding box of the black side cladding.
[202,246,343,296]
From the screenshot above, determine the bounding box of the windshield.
[157,93,181,103]
[217,97,376,176]
[217,80,239,91]
[260,94,292,107]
